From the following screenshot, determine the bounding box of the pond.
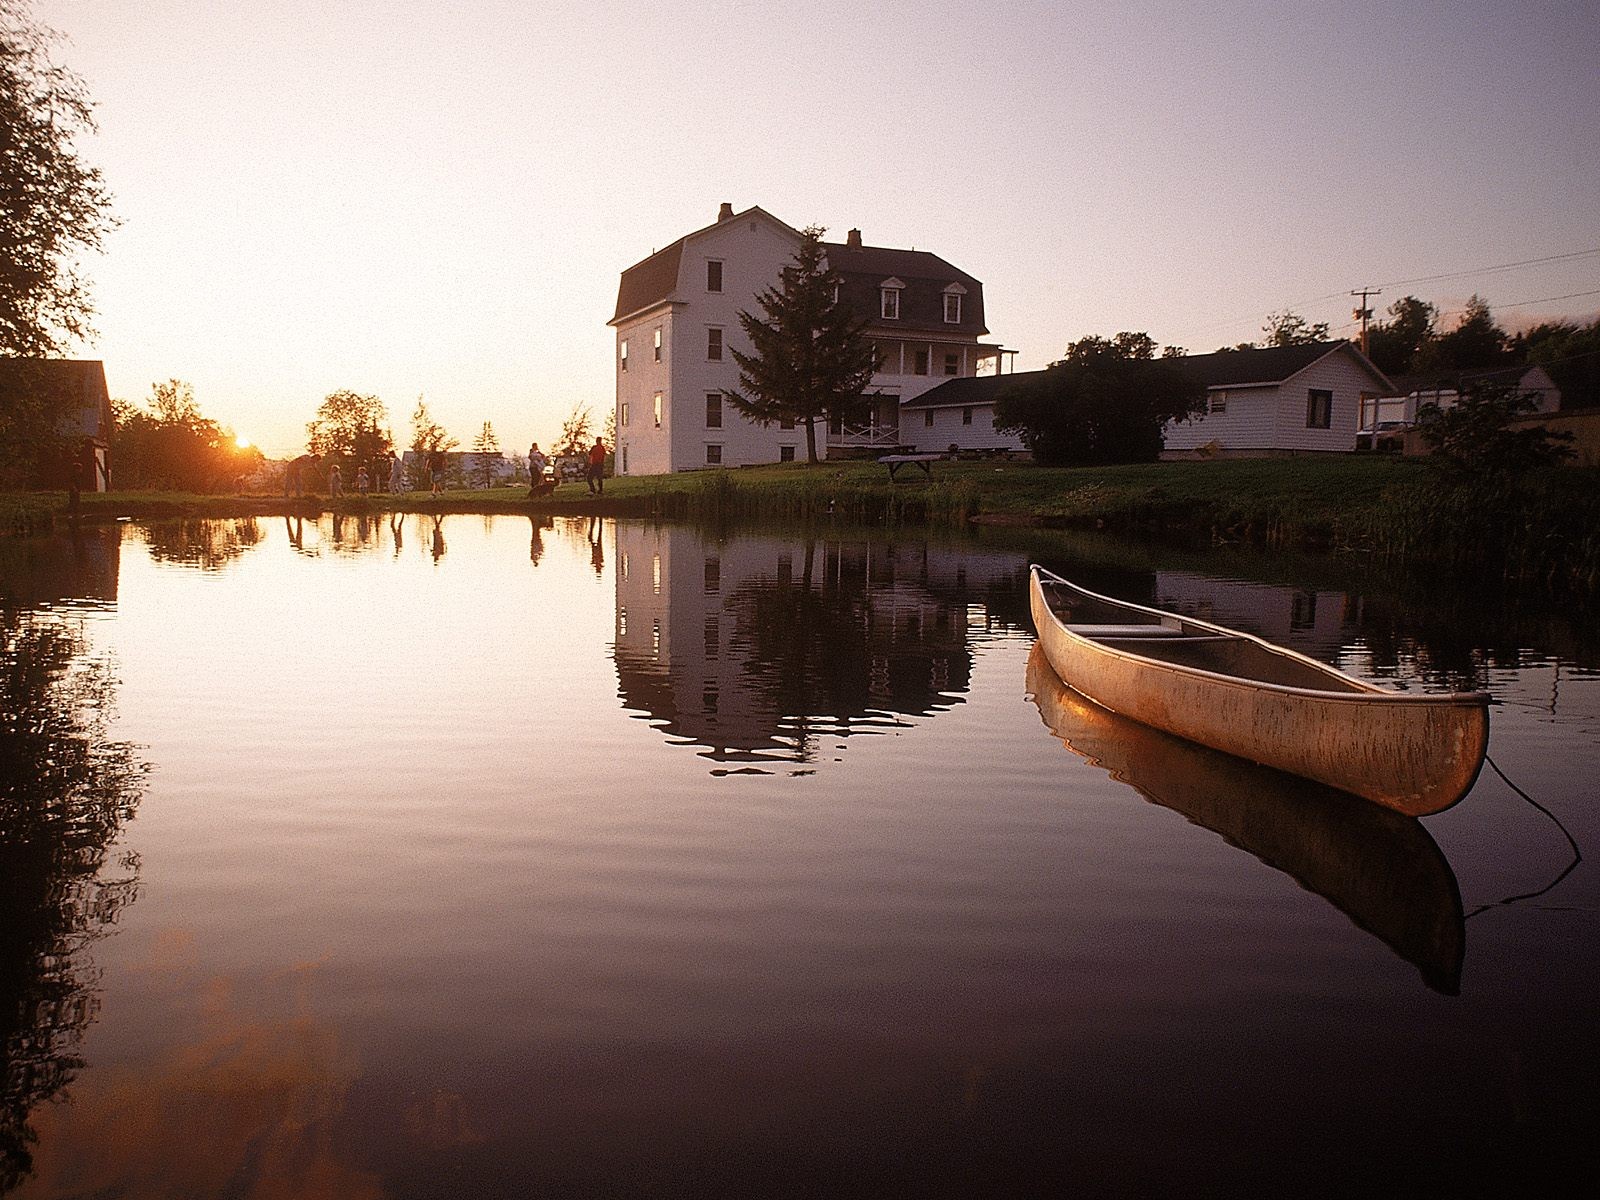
[2,513,1597,1197]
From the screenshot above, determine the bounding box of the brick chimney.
[846,228,862,248]
[717,202,734,221]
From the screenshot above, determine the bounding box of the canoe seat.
[1067,623,1186,638]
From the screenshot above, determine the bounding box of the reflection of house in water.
[1153,572,1355,663]
[613,526,1030,763]
[0,526,121,608]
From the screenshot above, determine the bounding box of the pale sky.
[33,0,1600,457]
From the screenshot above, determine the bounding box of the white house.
[1366,363,1563,432]
[896,374,1028,453]
[1161,341,1396,458]
[609,204,1011,475]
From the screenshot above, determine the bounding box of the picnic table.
[878,453,944,481]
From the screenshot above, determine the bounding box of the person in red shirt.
[586,438,607,495]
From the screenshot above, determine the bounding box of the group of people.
[285,440,609,500]
[525,438,609,498]
[285,450,407,498]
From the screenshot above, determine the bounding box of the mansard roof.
[823,241,988,336]
[610,206,798,324]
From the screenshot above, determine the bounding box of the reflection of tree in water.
[726,542,972,747]
[140,518,264,570]
[0,612,146,1193]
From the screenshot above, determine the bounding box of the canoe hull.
[1030,569,1489,816]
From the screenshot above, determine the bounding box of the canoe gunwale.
[1031,565,1490,708]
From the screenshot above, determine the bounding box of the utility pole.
[1351,287,1381,354]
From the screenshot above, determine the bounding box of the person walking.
[355,465,370,495]
[586,437,607,495]
[328,462,343,498]
[428,449,446,496]
[389,450,405,493]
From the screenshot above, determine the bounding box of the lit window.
[705,392,722,428]
[962,407,973,426]
[944,293,962,323]
[653,328,662,362]
[653,392,662,428]
[914,349,929,375]
[779,445,795,462]
[707,327,722,361]
[706,444,722,465]
[944,354,958,376]
[924,410,934,428]
[881,288,900,319]
[707,260,723,292]
[1306,389,1332,429]
[620,402,629,426]
[620,339,628,371]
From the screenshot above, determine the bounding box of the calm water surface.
[2,514,1597,1197]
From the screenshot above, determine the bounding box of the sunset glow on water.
[3,516,1597,1197]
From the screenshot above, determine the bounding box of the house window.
[707,327,722,361]
[962,407,973,426]
[653,328,662,362]
[914,349,929,375]
[944,293,962,323]
[779,415,794,430]
[706,444,722,465]
[705,392,722,428]
[944,354,958,376]
[779,445,795,462]
[1210,391,1227,415]
[620,340,628,371]
[620,402,630,426]
[881,288,901,320]
[653,392,662,428]
[621,446,628,472]
[707,260,723,292]
[1306,388,1332,429]
[924,410,934,428]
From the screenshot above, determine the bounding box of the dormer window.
[880,277,905,320]
[943,282,967,324]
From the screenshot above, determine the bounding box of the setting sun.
[235,435,251,449]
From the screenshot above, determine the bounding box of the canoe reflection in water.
[1025,644,1466,995]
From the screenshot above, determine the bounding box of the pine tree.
[727,226,878,464]
[471,421,500,488]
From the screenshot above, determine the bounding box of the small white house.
[1368,364,1563,431]
[1162,341,1396,458]
[897,374,1028,453]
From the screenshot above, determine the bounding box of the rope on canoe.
[1464,754,1583,919]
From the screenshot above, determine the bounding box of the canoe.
[1029,565,1489,816]
[1026,645,1465,994]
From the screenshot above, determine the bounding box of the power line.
[1377,247,1600,290]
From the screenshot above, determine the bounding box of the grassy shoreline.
[6,457,1599,592]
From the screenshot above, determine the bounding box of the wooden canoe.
[1029,565,1489,816]
[1026,645,1465,993]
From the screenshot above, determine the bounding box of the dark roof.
[1388,364,1550,395]
[901,371,1045,409]
[0,358,112,440]
[612,240,684,324]
[824,241,987,336]
[611,205,796,324]
[1174,342,1349,388]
